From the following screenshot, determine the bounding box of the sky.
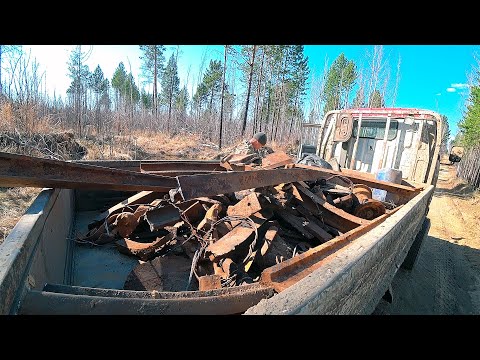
[20,44,480,138]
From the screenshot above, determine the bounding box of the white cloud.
[451,83,469,89]
[436,93,441,96]
[446,87,456,92]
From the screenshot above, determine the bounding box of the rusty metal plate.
[145,205,181,231]
[227,192,263,217]
[261,151,294,169]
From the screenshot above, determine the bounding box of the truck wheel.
[401,218,431,270]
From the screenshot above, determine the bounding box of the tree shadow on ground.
[434,182,477,199]
[373,235,480,315]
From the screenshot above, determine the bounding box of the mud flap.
[401,217,431,270]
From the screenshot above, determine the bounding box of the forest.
[2,44,480,185]
[0,45,414,149]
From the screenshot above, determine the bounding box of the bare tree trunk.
[253,48,264,135]
[241,45,257,136]
[153,46,158,126]
[219,46,228,149]
[391,55,401,107]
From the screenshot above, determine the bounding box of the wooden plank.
[124,255,192,292]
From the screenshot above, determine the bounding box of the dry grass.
[0,187,41,245]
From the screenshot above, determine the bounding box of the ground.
[374,158,480,314]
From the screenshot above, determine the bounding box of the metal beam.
[0,152,178,191]
[176,167,344,201]
[140,161,226,172]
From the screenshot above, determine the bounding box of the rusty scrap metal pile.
[76,151,392,293]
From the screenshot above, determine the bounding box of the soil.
[374,158,480,314]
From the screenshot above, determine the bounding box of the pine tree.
[67,46,91,136]
[440,114,451,154]
[322,53,357,114]
[139,45,165,118]
[368,89,385,108]
[175,86,189,119]
[111,62,127,111]
[458,85,480,147]
[161,53,180,131]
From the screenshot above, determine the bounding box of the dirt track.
[374,160,480,314]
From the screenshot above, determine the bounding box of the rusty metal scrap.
[261,151,294,169]
[226,192,263,217]
[70,152,416,300]
[198,275,223,291]
[145,205,181,231]
[206,210,272,261]
[175,167,346,201]
[140,161,226,173]
[124,255,193,292]
[115,232,176,261]
[0,151,177,191]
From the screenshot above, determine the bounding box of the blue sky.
[22,45,480,138]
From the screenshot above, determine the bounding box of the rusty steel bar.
[143,170,227,177]
[140,161,226,172]
[260,206,403,292]
[20,283,275,315]
[292,163,421,203]
[176,167,341,201]
[0,152,178,192]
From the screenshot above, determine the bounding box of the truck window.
[352,119,398,141]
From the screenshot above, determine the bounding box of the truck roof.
[335,107,440,120]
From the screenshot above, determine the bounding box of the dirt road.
[374,160,480,314]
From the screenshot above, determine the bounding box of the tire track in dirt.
[430,195,461,314]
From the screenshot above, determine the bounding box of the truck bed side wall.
[245,185,434,315]
[0,188,74,314]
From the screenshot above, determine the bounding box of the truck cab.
[298,108,442,187]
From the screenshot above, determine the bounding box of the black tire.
[401,217,431,270]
